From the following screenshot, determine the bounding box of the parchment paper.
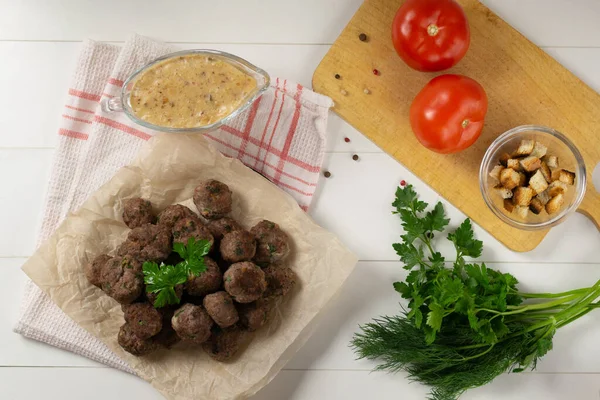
[22,134,358,400]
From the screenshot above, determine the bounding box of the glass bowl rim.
[120,49,271,133]
[479,124,587,230]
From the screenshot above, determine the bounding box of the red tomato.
[410,74,487,154]
[392,0,470,72]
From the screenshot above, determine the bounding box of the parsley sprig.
[352,185,600,399]
[143,237,210,308]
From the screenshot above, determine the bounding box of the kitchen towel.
[15,34,333,373]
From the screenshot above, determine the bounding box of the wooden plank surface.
[312,0,600,252]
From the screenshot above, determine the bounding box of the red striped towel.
[15,34,333,372]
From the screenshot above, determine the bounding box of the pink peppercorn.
[373,69,380,76]
[400,180,406,186]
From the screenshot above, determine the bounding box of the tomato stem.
[427,24,439,36]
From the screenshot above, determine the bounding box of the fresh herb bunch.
[352,185,600,400]
[143,237,211,308]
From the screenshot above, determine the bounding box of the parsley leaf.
[392,185,427,214]
[143,238,211,308]
[422,202,450,233]
[393,242,424,269]
[448,218,483,259]
[143,261,187,308]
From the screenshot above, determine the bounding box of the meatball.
[186,257,222,296]
[172,217,214,249]
[193,180,232,220]
[84,254,111,287]
[223,262,267,303]
[146,284,184,307]
[263,264,297,299]
[202,326,247,362]
[157,204,199,229]
[118,323,159,356]
[203,291,239,328]
[206,217,243,241]
[220,230,256,263]
[171,303,213,344]
[238,298,273,331]
[100,256,144,304]
[122,198,154,229]
[122,302,163,339]
[250,220,291,264]
[117,223,172,262]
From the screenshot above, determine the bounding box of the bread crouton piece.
[530,142,548,158]
[519,156,542,172]
[529,198,544,215]
[547,181,568,197]
[515,205,529,219]
[536,190,551,206]
[504,199,515,213]
[529,170,549,194]
[552,169,576,185]
[499,153,511,167]
[513,140,535,157]
[540,161,552,183]
[546,193,565,215]
[494,185,513,199]
[489,165,505,181]
[500,168,521,190]
[518,172,527,187]
[513,187,534,206]
[543,155,558,168]
[507,159,523,172]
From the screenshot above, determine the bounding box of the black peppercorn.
[323,171,332,178]
[352,154,359,161]
[334,74,341,79]
[359,33,367,42]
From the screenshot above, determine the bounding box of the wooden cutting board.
[313,0,600,252]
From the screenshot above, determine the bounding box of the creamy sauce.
[130,54,257,128]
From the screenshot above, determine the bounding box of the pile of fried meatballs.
[84,179,297,362]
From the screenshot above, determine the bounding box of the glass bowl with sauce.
[103,50,270,133]
[479,125,586,230]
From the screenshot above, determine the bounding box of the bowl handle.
[101,97,124,113]
[578,188,600,230]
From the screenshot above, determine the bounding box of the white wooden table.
[1,1,600,398]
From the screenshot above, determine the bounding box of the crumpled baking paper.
[22,133,358,400]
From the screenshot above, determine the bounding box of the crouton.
[489,165,504,181]
[513,140,535,156]
[547,181,568,197]
[519,156,542,172]
[494,185,513,199]
[504,198,515,213]
[518,172,527,187]
[536,190,551,206]
[529,198,544,215]
[545,193,565,215]
[500,168,521,190]
[552,169,576,185]
[499,153,511,167]
[530,142,548,158]
[507,159,523,172]
[539,161,552,183]
[513,187,534,206]
[529,170,549,194]
[515,205,529,219]
[543,155,558,168]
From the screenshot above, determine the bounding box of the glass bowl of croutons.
[480,125,586,230]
